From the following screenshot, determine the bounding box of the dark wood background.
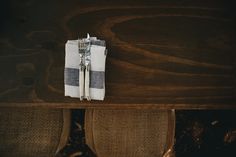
[0,0,235,109]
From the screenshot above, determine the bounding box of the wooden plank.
[0,103,235,110]
[0,0,235,108]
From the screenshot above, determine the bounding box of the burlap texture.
[0,108,66,157]
[85,109,175,157]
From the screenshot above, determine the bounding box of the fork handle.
[79,68,84,100]
[85,64,91,101]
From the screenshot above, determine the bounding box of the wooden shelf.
[0,1,235,109]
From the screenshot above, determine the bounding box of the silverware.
[78,34,91,101]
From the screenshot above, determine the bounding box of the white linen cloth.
[64,37,107,100]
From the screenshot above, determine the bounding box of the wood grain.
[0,0,235,108]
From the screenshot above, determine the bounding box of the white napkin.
[64,37,107,100]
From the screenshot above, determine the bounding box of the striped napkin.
[64,36,107,100]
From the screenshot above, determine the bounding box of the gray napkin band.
[66,40,105,47]
[64,68,105,89]
[90,40,106,47]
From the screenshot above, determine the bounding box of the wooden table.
[0,0,235,109]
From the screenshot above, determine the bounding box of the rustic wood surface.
[0,0,235,108]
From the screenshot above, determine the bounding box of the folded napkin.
[64,36,107,100]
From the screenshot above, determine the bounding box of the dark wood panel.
[0,0,235,108]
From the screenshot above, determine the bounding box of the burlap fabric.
[0,108,70,157]
[85,109,175,157]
